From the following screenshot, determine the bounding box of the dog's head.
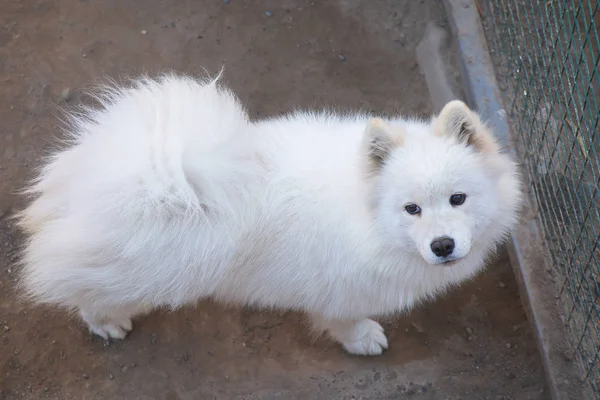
[363,100,522,266]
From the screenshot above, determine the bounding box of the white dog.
[16,74,522,355]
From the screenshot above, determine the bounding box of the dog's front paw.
[341,319,388,356]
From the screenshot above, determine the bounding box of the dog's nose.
[430,236,455,258]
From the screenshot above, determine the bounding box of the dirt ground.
[0,0,548,399]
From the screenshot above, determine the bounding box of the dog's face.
[363,101,521,266]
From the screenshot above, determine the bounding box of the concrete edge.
[441,1,585,399]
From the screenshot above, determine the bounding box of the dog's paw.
[87,318,133,340]
[341,319,388,356]
[80,311,133,340]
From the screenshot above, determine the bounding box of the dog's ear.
[362,118,403,174]
[434,100,498,153]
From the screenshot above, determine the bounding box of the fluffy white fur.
[16,74,522,356]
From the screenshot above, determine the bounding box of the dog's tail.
[17,73,254,237]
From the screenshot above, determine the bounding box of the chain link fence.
[481,0,600,396]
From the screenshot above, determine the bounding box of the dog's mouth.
[426,256,462,266]
[440,259,459,266]
[420,250,466,266]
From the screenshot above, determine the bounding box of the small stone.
[338,54,346,61]
[497,282,506,288]
[3,326,9,332]
[82,374,89,379]
[505,343,512,349]
[140,30,147,35]
[223,0,230,3]
[81,52,87,58]
[108,373,114,380]
[410,322,424,333]
[265,10,273,17]
[60,88,73,102]
[465,327,474,335]
[512,324,521,332]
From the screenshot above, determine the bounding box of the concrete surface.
[415,21,464,114]
[442,1,585,399]
[1,1,547,399]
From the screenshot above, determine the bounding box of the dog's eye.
[449,193,467,206]
[404,203,421,215]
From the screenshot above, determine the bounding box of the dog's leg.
[78,304,149,340]
[310,313,388,356]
